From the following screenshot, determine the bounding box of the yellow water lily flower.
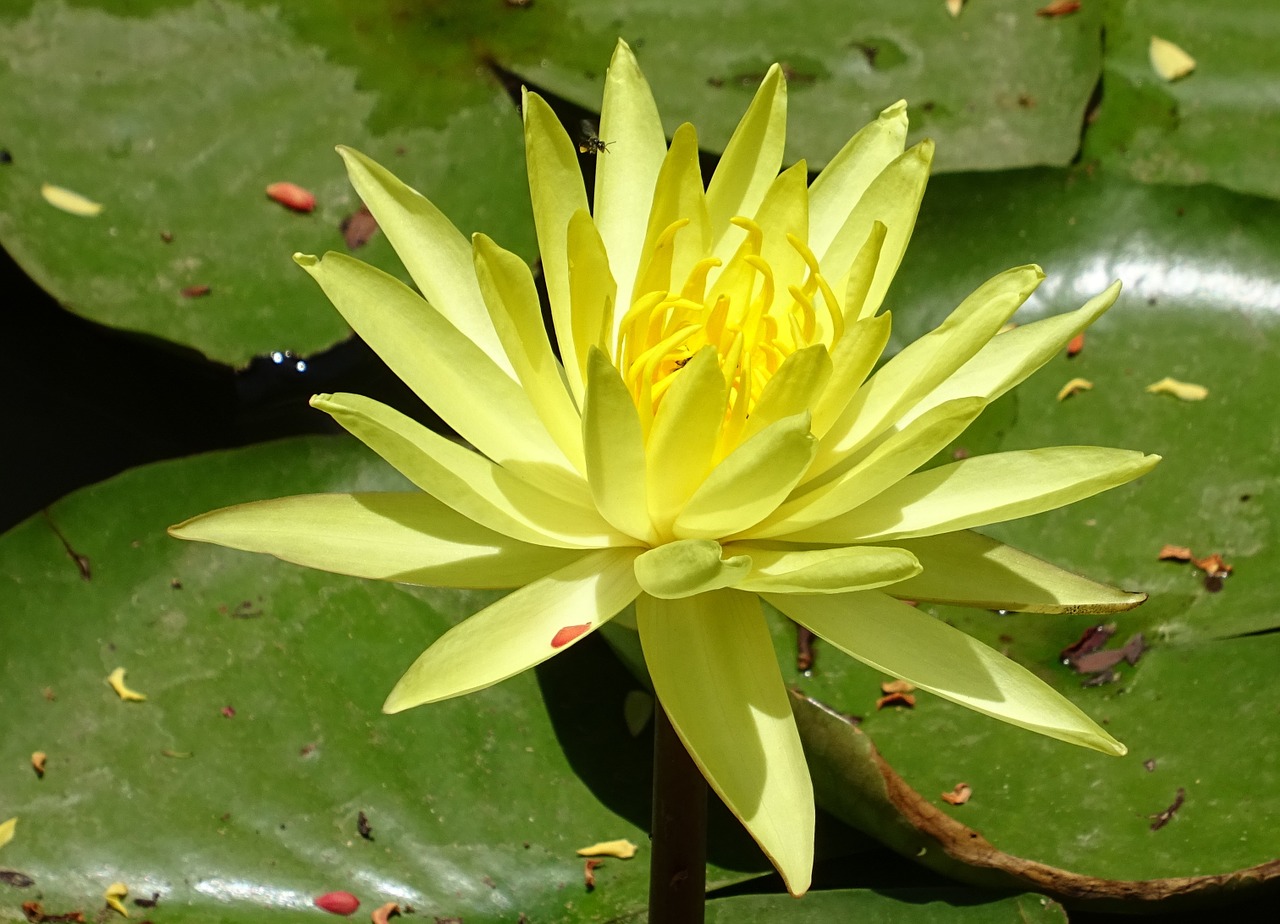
[171,41,1158,896]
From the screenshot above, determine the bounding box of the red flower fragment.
[1066,331,1085,357]
[314,892,360,916]
[1037,0,1081,16]
[550,623,592,648]
[265,181,316,213]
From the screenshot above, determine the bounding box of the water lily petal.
[883,531,1148,613]
[792,447,1161,543]
[637,591,813,895]
[295,253,584,498]
[731,545,920,594]
[472,233,585,470]
[336,147,511,376]
[646,347,727,532]
[753,161,811,301]
[811,311,891,439]
[675,413,817,539]
[385,548,643,711]
[568,210,618,389]
[636,123,710,300]
[583,349,655,543]
[766,590,1126,755]
[169,492,579,588]
[820,140,933,320]
[595,39,667,314]
[706,64,787,263]
[313,393,622,549]
[633,539,751,598]
[808,100,908,258]
[898,282,1122,430]
[524,89,591,399]
[813,264,1044,483]
[741,345,832,442]
[751,396,986,538]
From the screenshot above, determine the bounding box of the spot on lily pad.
[106,668,146,702]
[1150,37,1196,82]
[550,622,592,648]
[1057,377,1093,401]
[0,816,16,849]
[103,882,129,918]
[1145,376,1207,400]
[265,181,316,212]
[314,891,359,916]
[41,183,102,216]
[1157,544,1192,561]
[941,782,972,805]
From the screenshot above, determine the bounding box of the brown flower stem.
[649,702,707,923]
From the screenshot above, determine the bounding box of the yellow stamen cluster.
[616,217,845,435]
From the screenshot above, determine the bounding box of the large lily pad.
[1085,0,1280,201]
[0,0,537,366]
[0,436,766,923]
[489,0,1104,173]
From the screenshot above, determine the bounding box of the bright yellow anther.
[107,667,146,703]
[787,284,818,343]
[680,256,722,303]
[814,272,844,344]
[787,232,843,344]
[729,215,764,256]
[744,255,776,318]
[104,882,130,918]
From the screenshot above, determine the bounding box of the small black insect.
[578,120,612,154]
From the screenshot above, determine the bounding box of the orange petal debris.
[265,181,317,213]
[106,667,147,702]
[1157,544,1193,561]
[1037,1,1081,16]
[583,858,603,890]
[1192,553,1233,578]
[181,285,212,298]
[1056,377,1093,401]
[31,751,47,778]
[941,782,972,805]
[1145,377,1207,401]
[876,691,916,710]
[880,679,916,695]
[1066,331,1085,357]
[103,883,129,918]
[314,891,360,916]
[550,622,592,648]
[41,183,103,217]
[577,838,638,859]
[1150,37,1196,81]
[21,901,86,923]
[370,902,400,924]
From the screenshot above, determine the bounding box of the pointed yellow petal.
[883,531,1148,613]
[384,548,642,711]
[583,350,655,543]
[567,210,618,387]
[731,544,920,594]
[595,40,668,314]
[767,590,1126,755]
[637,592,813,895]
[336,147,511,375]
[636,122,710,300]
[706,64,787,263]
[741,345,832,443]
[170,492,580,588]
[646,347,727,532]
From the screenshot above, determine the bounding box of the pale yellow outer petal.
[336,147,512,376]
[595,39,668,316]
[706,64,787,264]
[524,90,591,402]
[636,123,710,301]
[583,349,656,544]
[567,210,618,392]
[169,493,580,589]
[767,590,1126,755]
[385,548,643,711]
[637,591,813,896]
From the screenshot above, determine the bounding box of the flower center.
[617,217,844,435]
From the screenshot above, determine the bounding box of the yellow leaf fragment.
[1145,377,1207,401]
[1150,37,1196,81]
[107,667,147,702]
[1056,377,1094,401]
[0,817,16,849]
[41,182,103,216]
[945,0,964,17]
[576,838,638,859]
[32,751,47,778]
[105,882,130,918]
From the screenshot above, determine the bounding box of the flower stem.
[649,702,707,924]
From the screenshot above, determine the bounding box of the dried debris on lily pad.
[1065,330,1085,357]
[30,752,46,779]
[103,882,129,918]
[880,679,916,695]
[41,183,102,216]
[369,901,400,924]
[0,817,16,849]
[1150,37,1196,81]
[106,668,146,702]
[21,901,86,923]
[1159,545,1233,591]
[1060,624,1146,683]
[876,691,916,710]
[0,870,35,888]
[1057,377,1093,401]
[796,624,816,671]
[1158,544,1193,562]
[1145,376,1207,401]
[583,858,604,891]
[341,204,379,249]
[1037,0,1081,16]
[576,838,638,859]
[941,782,972,806]
[1150,787,1187,830]
[357,811,374,841]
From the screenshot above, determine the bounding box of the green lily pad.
[0,0,536,367]
[705,888,1068,923]
[1085,0,1280,201]
[0,436,764,923]
[488,0,1104,173]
